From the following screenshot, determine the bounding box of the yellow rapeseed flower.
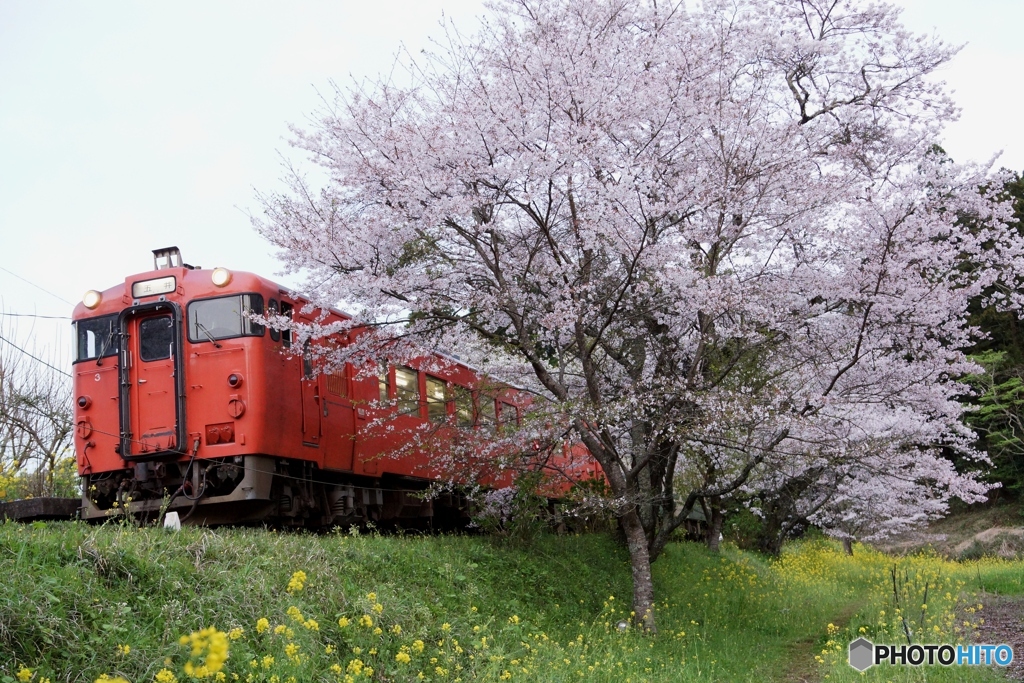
[228,628,244,640]
[286,570,307,594]
[256,618,270,634]
[338,617,351,628]
[155,669,178,683]
[396,652,412,664]
[16,668,32,683]
[117,644,130,656]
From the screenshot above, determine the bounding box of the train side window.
[302,339,314,379]
[73,314,119,363]
[478,394,496,432]
[280,302,293,347]
[454,386,474,428]
[498,401,518,433]
[267,298,281,342]
[394,366,419,417]
[187,294,264,342]
[378,367,391,404]
[425,376,448,423]
[139,316,174,362]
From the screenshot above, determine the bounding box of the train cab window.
[425,376,448,423]
[394,367,419,417]
[267,298,281,342]
[280,302,293,347]
[139,316,174,362]
[479,394,496,432]
[498,401,519,433]
[454,386,474,428]
[187,294,264,343]
[73,314,119,363]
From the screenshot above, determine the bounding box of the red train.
[72,247,595,526]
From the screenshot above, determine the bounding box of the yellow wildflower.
[338,617,350,628]
[286,570,308,594]
[228,628,244,640]
[155,670,178,683]
[17,669,32,683]
[256,618,270,634]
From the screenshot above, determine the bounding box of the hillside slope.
[0,523,1020,682]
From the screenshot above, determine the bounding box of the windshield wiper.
[96,328,116,366]
[195,322,222,348]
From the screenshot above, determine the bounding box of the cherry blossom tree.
[255,0,1024,630]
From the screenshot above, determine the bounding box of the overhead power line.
[0,312,71,320]
[0,265,74,306]
[0,332,72,378]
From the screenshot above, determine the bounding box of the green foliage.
[963,350,1024,495]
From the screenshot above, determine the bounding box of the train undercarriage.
[80,455,472,529]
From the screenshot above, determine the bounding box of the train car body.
[72,248,595,526]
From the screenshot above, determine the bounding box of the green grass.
[0,522,1020,682]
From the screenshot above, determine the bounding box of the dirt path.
[780,600,863,683]
[975,594,1024,681]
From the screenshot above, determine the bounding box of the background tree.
[0,320,75,499]
[256,0,1023,630]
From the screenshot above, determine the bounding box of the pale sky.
[1,0,1022,368]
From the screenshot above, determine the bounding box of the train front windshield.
[73,314,119,362]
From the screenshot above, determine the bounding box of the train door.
[119,306,184,457]
[322,368,355,471]
[300,338,321,446]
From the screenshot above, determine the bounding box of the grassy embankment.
[0,521,1021,683]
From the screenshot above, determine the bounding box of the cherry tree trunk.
[620,507,657,633]
[706,504,725,553]
[842,537,854,556]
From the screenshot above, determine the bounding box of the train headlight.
[211,267,232,287]
[83,290,102,309]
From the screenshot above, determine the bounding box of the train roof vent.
[152,246,197,271]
